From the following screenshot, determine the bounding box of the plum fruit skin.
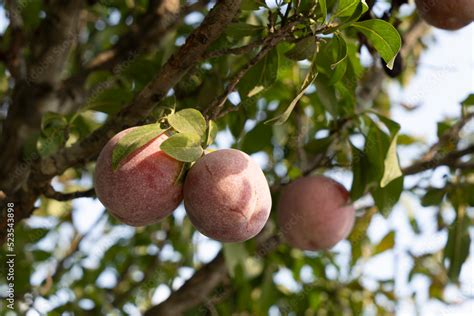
[415,0,474,30]
[277,175,355,251]
[94,128,183,226]
[183,149,272,243]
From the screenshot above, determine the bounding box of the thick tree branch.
[2,0,26,79]
[0,0,242,245]
[87,0,181,71]
[143,232,282,315]
[35,0,241,180]
[143,253,227,316]
[57,0,211,115]
[0,0,85,195]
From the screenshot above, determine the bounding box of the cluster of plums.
[415,0,474,30]
[94,128,356,250]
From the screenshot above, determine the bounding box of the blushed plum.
[94,127,183,226]
[415,0,474,30]
[277,175,355,251]
[183,149,272,242]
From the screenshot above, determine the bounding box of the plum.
[183,149,272,242]
[94,127,183,226]
[415,0,474,30]
[277,175,355,251]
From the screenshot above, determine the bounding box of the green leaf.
[84,87,134,114]
[258,267,278,314]
[226,110,246,139]
[223,243,248,278]
[32,250,51,261]
[284,37,317,61]
[351,144,371,201]
[225,23,264,38]
[349,207,376,265]
[32,229,51,244]
[461,93,474,107]
[372,114,402,188]
[398,134,418,145]
[331,34,348,69]
[373,231,395,255]
[265,59,317,125]
[437,120,454,139]
[310,74,339,115]
[364,121,390,184]
[444,207,471,282]
[376,114,401,136]
[351,19,401,69]
[362,115,402,190]
[206,120,218,146]
[167,108,207,137]
[459,184,474,206]
[334,0,360,18]
[305,136,333,154]
[37,112,69,157]
[339,0,369,25]
[421,188,446,207]
[239,48,279,98]
[371,176,404,216]
[241,122,273,154]
[328,34,349,84]
[111,123,166,170]
[380,134,402,188]
[241,0,264,10]
[319,0,327,22]
[20,0,42,31]
[160,133,204,162]
[41,112,68,134]
[85,70,112,90]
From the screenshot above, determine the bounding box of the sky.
[1,2,474,316]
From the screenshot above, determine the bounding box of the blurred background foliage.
[0,0,473,315]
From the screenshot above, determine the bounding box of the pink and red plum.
[94,127,183,226]
[277,175,355,251]
[415,0,474,30]
[183,149,272,242]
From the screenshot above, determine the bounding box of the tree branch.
[0,0,242,245]
[35,0,241,181]
[403,113,474,175]
[143,252,226,316]
[87,0,181,71]
[204,21,300,119]
[43,186,96,201]
[57,0,211,115]
[2,0,26,79]
[38,212,106,296]
[143,233,281,316]
[402,144,474,175]
[0,0,85,195]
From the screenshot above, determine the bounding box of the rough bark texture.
[0,1,472,315]
[0,0,84,194]
[0,0,243,246]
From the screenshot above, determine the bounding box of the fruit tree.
[0,0,473,315]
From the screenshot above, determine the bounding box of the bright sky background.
[1,2,473,316]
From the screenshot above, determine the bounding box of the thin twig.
[205,21,300,119]
[43,186,96,201]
